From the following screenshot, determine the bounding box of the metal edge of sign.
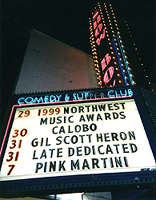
[0,171,155,198]
[132,89,156,161]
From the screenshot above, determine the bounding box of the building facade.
[0,0,155,199]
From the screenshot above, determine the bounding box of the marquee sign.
[0,90,156,196]
[89,2,135,88]
[90,9,118,88]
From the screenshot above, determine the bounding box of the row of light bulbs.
[104,1,136,85]
[90,1,138,87]
[99,2,123,85]
[89,17,103,87]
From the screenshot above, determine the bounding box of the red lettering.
[95,29,105,46]
[98,23,103,32]
[105,53,111,65]
[100,29,105,40]
[103,66,114,84]
[95,28,100,38]
[97,15,101,23]
[101,53,111,71]
[93,21,97,30]
[96,38,100,46]
[101,58,107,71]
[93,11,99,20]
[18,110,30,118]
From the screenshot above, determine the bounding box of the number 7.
[7,165,15,175]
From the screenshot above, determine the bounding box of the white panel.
[0,99,155,181]
[15,30,97,94]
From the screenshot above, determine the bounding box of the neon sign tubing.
[112,38,128,86]
[116,33,134,85]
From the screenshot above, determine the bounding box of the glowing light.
[101,53,111,71]
[103,66,114,84]
[96,29,106,46]
[98,23,103,32]
[95,28,100,38]
[112,38,128,86]
[93,21,97,29]
[96,38,100,46]
[97,15,101,23]
[93,11,99,20]
[116,33,134,85]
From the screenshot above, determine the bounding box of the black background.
[1,0,156,113]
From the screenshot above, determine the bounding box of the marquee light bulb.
[130,74,134,77]
[98,75,102,79]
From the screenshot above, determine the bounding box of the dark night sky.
[2,0,156,109]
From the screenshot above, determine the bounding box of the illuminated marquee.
[0,87,156,195]
[0,99,155,181]
[89,2,136,87]
[91,10,116,88]
[93,10,105,46]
